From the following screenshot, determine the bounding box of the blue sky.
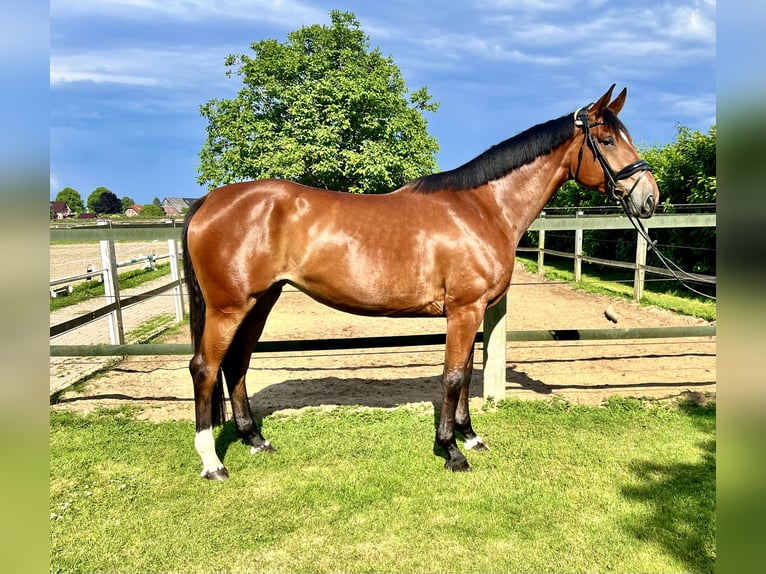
[50,0,716,206]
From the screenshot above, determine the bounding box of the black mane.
[410,112,575,193]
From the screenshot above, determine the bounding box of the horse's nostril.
[644,194,655,213]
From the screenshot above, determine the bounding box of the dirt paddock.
[50,243,715,422]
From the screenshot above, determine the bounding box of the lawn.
[50,396,715,573]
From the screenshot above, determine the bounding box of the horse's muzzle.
[623,189,657,219]
[639,192,656,218]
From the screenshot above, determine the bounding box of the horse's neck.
[489,145,572,243]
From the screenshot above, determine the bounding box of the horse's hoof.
[445,458,472,472]
[250,441,276,455]
[202,467,229,481]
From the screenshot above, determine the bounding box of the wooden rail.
[50,325,715,357]
[523,212,715,300]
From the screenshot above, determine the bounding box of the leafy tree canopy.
[93,190,123,215]
[87,187,112,213]
[139,204,166,217]
[198,10,439,194]
[640,124,716,208]
[55,187,84,214]
[121,196,136,211]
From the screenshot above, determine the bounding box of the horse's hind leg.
[221,285,283,455]
[190,309,248,481]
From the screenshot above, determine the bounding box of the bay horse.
[182,85,659,480]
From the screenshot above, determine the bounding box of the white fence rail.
[50,239,185,342]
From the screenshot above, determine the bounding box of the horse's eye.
[601,136,615,146]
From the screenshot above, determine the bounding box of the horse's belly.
[284,273,446,318]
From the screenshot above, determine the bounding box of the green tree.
[152,197,162,207]
[121,196,136,211]
[198,10,439,194]
[87,187,112,213]
[93,190,123,214]
[139,204,165,217]
[641,124,716,208]
[640,125,716,274]
[55,187,84,214]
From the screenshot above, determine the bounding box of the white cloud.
[509,22,570,46]
[51,68,159,87]
[51,50,162,87]
[50,47,233,89]
[666,4,716,42]
[49,1,331,89]
[659,91,716,118]
[476,0,571,11]
[51,0,327,26]
[423,33,566,65]
[392,0,714,80]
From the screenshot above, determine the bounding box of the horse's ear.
[590,84,616,118]
[608,87,627,116]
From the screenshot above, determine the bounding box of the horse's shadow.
[216,372,486,463]
[250,373,450,415]
[215,366,552,462]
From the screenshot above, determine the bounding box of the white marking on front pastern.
[250,440,271,455]
[464,436,484,450]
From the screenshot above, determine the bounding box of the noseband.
[573,106,652,202]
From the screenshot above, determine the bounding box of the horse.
[182,84,659,480]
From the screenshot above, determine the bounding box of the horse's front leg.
[436,307,484,472]
[222,359,274,455]
[455,350,489,452]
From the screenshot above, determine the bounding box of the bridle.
[572,105,652,203]
[570,105,715,300]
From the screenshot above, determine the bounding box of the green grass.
[517,255,716,321]
[50,397,715,573]
[124,313,177,343]
[50,262,173,312]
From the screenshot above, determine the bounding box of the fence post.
[482,295,507,401]
[574,211,584,282]
[634,231,647,301]
[537,229,545,275]
[99,239,125,345]
[574,229,583,282]
[167,239,185,322]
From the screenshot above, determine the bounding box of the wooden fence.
[49,239,185,343]
[523,211,716,300]
[50,213,716,399]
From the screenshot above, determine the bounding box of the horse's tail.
[182,196,226,427]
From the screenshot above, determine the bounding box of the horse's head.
[570,85,660,219]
